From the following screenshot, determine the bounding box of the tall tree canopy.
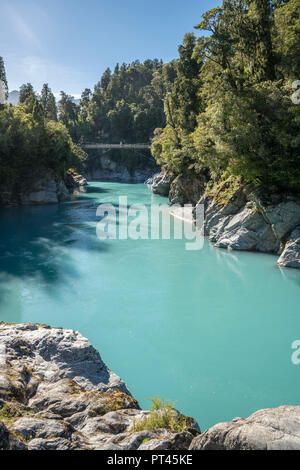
[152,0,300,192]
[59,59,167,145]
[40,84,58,122]
[0,81,86,191]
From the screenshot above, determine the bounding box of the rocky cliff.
[152,172,300,270]
[0,171,87,207]
[1,322,300,451]
[0,323,198,450]
[85,153,158,183]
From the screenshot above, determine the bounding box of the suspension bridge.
[82,143,151,150]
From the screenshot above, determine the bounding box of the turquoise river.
[1,181,300,430]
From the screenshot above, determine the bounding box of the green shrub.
[131,396,189,433]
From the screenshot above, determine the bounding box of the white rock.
[190,406,300,450]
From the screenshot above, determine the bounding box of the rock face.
[0,323,198,450]
[152,171,172,196]
[86,155,156,183]
[169,173,207,206]
[0,175,70,206]
[0,171,89,207]
[65,171,88,194]
[278,227,300,269]
[195,181,300,268]
[190,406,300,450]
[199,188,280,254]
[21,174,70,205]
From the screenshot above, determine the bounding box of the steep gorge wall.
[152,171,300,269]
[84,150,158,183]
[0,172,87,207]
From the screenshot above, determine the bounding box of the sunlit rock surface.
[190,406,300,450]
[0,323,198,450]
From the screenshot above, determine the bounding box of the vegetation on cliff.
[0,78,86,190]
[152,0,300,193]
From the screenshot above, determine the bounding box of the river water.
[1,181,300,430]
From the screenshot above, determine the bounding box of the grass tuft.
[131,396,189,433]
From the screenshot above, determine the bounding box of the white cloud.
[5,53,86,96]
[6,5,41,49]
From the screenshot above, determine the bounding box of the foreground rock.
[190,406,300,450]
[0,323,198,450]
[1,322,300,451]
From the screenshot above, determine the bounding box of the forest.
[152,0,300,193]
[0,0,299,193]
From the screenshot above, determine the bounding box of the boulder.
[190,406,300,450]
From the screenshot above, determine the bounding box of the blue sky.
[0,0,219,97]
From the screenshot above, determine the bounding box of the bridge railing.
[82,143,151,149]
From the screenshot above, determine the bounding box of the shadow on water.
[0,197,110,306]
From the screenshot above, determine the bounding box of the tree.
[152,0,300,192]
[246,0,276,81]
[274,0,300,79]
[19,83,38,114]
[0,94,86,190]
[101,68,111,90]
[40,83,57,121]
[0,57,8,100]
[58,92,79,140]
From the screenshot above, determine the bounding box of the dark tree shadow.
[0,196,111,307]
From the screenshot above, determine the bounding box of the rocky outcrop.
[65,171,88,194]
[278,227,300,269]
[199,187,280,254]
[2,322,300,451]
[190,406,300,450]
[0,323,198,450]
[0,171,88,207]
[152,171,172,196]
[20,174,70,205]
[169,173,207,206]
[195,180,300,268]
[0,174,70,207]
